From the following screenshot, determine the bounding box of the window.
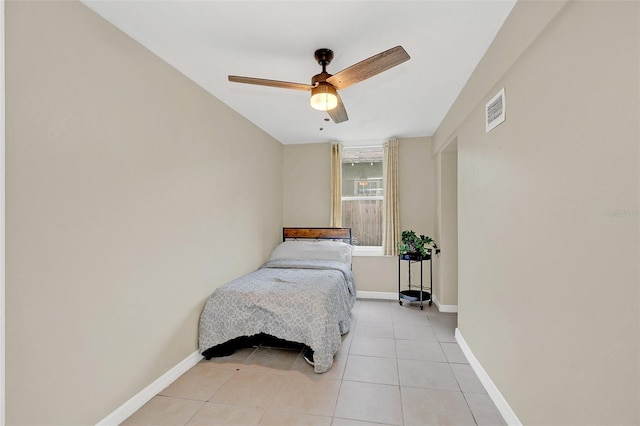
[341,146,384,247]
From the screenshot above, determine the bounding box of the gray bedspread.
[198,259,356,373]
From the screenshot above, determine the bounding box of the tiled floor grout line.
[331,371,345,421]
[394,322,406,426]
[182,400,206,426]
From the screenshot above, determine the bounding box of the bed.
[198,227,356,373]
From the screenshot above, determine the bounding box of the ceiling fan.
[228,46,410,124]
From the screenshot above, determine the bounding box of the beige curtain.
[382,138,400,255]
[330,143,342,227]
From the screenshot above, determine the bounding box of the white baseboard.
[357,291,396,300]
[455,329,522,426]
[432,294,458,313]
[357,291,459,314]
[96,351,203,426]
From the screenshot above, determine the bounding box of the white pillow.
[269,240,354,264]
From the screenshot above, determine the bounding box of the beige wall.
[439,1,639,424]
[5,1,283,424]
[283,142,331,227]
[283,137,436,293]
[351,256,398,294]
[398,137,435,238]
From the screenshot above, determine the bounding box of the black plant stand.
[398,253,433,310]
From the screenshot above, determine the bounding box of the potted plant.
[398,230,440,260]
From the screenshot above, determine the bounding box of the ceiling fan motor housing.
[312,72,332,85]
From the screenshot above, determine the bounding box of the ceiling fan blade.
[326,46,410,90]
[228,75,315,91]
[328,93,348,124]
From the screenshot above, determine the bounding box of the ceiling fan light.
[310,83,338,111]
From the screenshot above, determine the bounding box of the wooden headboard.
[282,227,352,244]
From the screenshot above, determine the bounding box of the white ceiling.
[83,1,516,145]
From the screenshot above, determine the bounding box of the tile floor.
[122,299,506,426]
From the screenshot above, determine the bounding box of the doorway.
[435,139,458,311]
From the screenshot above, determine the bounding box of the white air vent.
[486,88,506,132]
